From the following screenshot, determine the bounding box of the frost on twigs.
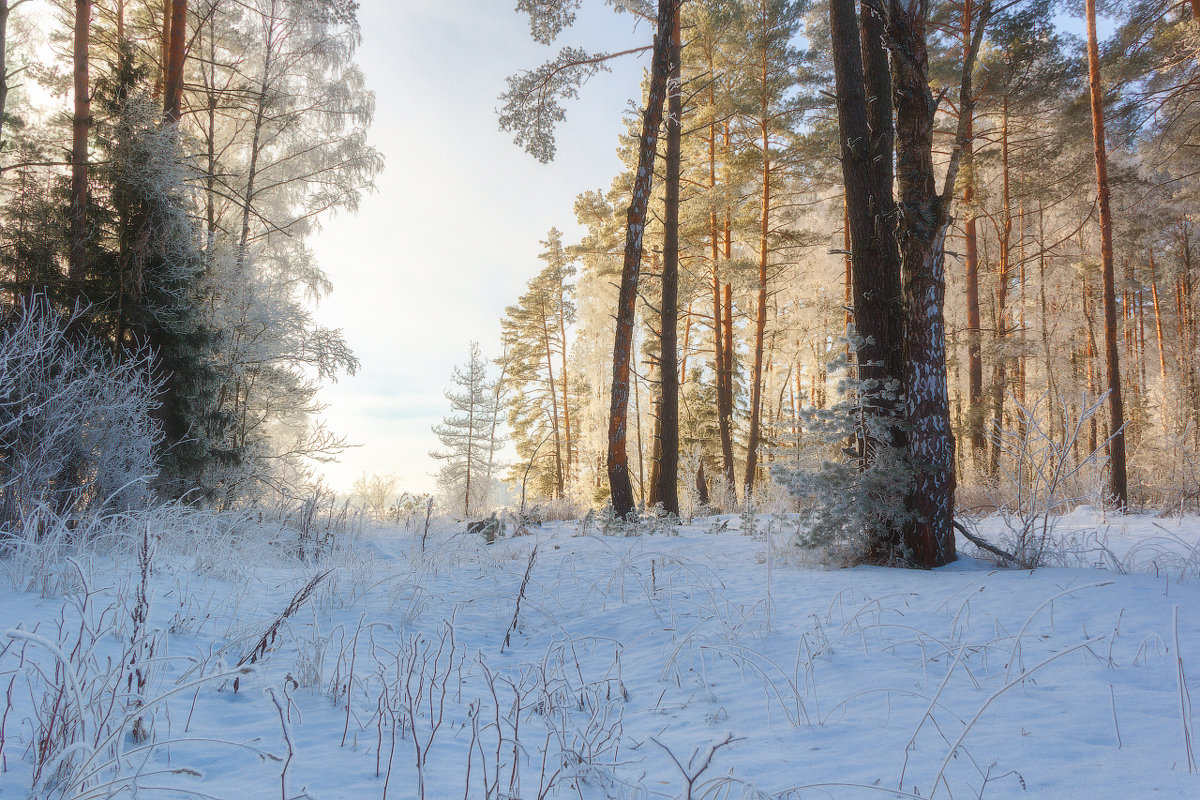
[516,0,585,44]
[499,46,612,163]
[0,294,162,525]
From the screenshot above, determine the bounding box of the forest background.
[1,0,1198,563]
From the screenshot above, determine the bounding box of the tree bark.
[1150,251,1168,388]
[890,0,957,567]
[988,95,1012,477]
[655,5,681,515]
[68,0,91,284]
[705,49,736,497]
[961,1,984,467]
[159,0,171,96]
[164,0,187,123]
[745,39,771,494]
[608,0,679,517]
[828,0,905,559]
[1,1,10,153]
[1083,275,1099,453]
[832,0,904,431]
[541,301,565,498]
[559,284,573,480]
[1086,0,1129,508]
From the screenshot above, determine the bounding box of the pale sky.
[308,2,648,495]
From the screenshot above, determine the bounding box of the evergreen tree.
[501,230,578,500]
[431,342,504,517]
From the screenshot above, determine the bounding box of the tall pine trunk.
[1150,251,1169,388]
[706,46,736,497]
[164,0,187,122]
[541,301,565,498]
[988,96,1012,477]
[655,7,682,515]
[745,47,771,494]
[961,0,984,467]
[890,0,957,567]
[0,1,10,151]
[608,0,679,517]
[828,0,905,560]
[69,0,90,284]
[1086,0,1129,508]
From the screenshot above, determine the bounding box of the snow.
[2,513,1199,799]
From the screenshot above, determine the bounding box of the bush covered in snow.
[0,295,162,527]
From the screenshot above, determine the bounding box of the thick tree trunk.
[834,0,904,427]
[889,0,983,567]
[655,7,681,515]
[608,0,679,517]
[164,0,187,122]
[1086,0,1129,508]
[828,0,906,559]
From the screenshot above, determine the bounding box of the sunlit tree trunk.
[1150,251,1168,389]
[655,5,682,515]
[705,46,736,497]
[164,0,187,122]
[961,0,984,467]
[890,0,958,566]
[608,0,679,518]
[1086,0,1129,508]
[745,45,771,494]
[68,0,91,284]
[541,301,565,498]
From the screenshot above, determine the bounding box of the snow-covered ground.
[2,511,1199,799]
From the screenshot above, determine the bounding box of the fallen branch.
[952,519,1015,564]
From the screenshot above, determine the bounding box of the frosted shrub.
[985,391,1110,568]
[773,349,912,565]
[0,295,162,528]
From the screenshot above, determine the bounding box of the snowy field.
[2,510,1199,799]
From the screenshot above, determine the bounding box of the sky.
[308,2,650,495]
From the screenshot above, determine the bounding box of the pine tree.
[727,0,811,493]
[501,229,578,500]
[1085,0,1128,508]
[431,342,504,517]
